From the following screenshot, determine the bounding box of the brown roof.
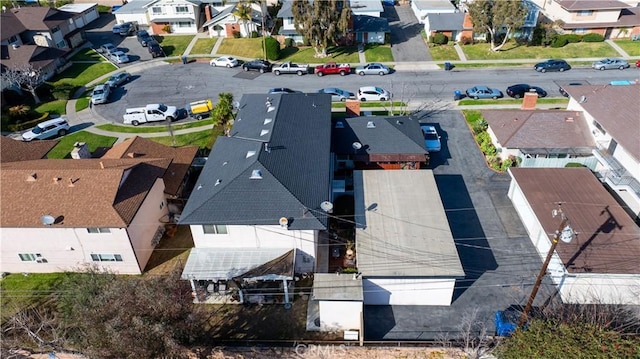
[481,109,594,152]
[101,136,198,197]
[0,44,67,71]
[1,9,27,41]
[0,158,170,228]
[10,7,74,31]
[556,0,630,11]
[510,167,640,274]
[0,136,59,162]
[563,84,640,161]
[559,7,640,28]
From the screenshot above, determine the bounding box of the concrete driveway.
[363,110,558,340]
[385,4,432,62]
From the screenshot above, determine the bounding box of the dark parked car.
[242,59,272,73]
[534,59,571,72]
[558,82,583,97]
[268,88,302,94]
[136,30,153,47]
[118,22,137,36]
[506,84,548,98]
[147,41,165,58]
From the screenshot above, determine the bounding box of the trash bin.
[444,62,452,71]
[454,90,463,100]
[181,55,188,64]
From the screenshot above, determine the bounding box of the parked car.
[420,125,441,152]
[147,41,165,58]
[272,62,309,76]
[118,22,137,36]
[314,62,350,76]
[105,72,131,88]
[210,56,239,68]
[187,99,213,120]
[267,88,303,94]
[98,43,117,54]
[357,86,391,101]
[123,104,178,126]
[112,24,122,34]
[534,59,571,72]
[355,63,391,76]
[506,84,547,98]
[109,51,130,64]
[317,87,355,102]
[558,82,583,97]
[91,84,111,105]
[136,30,153,47]
[242,59,272,73]
[637,60,640,68]
[22,118,70,141]
[592,58,630,71]
[465,85,503,99]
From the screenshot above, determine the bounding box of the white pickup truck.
[272,61,309,76]
[123,104,178,126]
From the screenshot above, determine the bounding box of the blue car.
[465,85,503,100]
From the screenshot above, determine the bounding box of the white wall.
[538,0,622,23]
[115,13,150,27]
[363,277,456,305]
[559,274,640,305]
[190,224,317,272]
[318,301,362,331]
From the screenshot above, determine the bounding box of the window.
[574,28,587,34]
[152,6,164,15]
[160,201,164,210]
[87,228,111,234]
[176,21,192,28]
[19,253,40,261]
[91,253,123,262]
[56,40,66,48]
[577,10,593,17]
[175,5,189,13]
[202,224,228,234]
[51,26,60,33]
[9,35,17,43]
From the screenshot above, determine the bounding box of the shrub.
[232,30,241,38]
[480,141,496,157]
[550,35,568,48]
[162,25,171,34]
[501,156,516,171]
[471,119,488,135]
[459,36,473,45]
[8,105,30,119]
[2,89,24,106]
[565,162,585,168]
[49,83,77,100]
[8,112,49,132]
[250,31,259,38]
[564,34,582,43]
[487,156,501,171]
[284,38,295,48]
[263,36,280,60]
[582,33,604,42]
[431,33,449,45]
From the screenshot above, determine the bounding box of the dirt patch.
[144,224,194,275]
[193,346,463,358]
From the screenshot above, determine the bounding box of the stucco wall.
[318,301,362,331]
[362,277,456,305]
[559,274,640,305]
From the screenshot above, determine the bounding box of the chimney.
[345,99,360,118]
[100,161,104,169]
[205,4,212,21]
[71,142,90,159]
[521,92,538,110]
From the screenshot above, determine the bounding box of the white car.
[357,86,392,101]
[22,118,70,141]
[91,84,110,105]
[109,51,130,64]
[355,63,391,76]
[420,125,441,152]
[98,43,117,54]
[210,56,239,68]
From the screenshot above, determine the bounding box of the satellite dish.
[40,215,55,226]
[352,142,362,150]
[233,101,240,110]
[320,201,333,213]
[279,217,288,227]
[559,226,574,243]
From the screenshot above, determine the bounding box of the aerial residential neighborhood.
[1,0,640,357]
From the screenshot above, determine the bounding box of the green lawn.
[458,98,569,106]
[461,41,618,60]
[150,129,215,149]
[216,38,265,58]
[154,35,194,57]
[49,62,117,87]
[35,99,67,116]
[96,119,214,133]
[462,109,483,126]
[612,39,640,56]
[75,97,90,112]
[191,38,217,55]
[69,48,104,62]
[0,272,71,321]
[428,44,460,61]
[364,44,393,62]
[282,46,360,64]
[47,131,118,159]
[448,62,534,68]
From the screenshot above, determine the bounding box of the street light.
[518,205,574,328]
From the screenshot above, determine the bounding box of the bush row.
[550,33,604,47]
[8,112,50,132]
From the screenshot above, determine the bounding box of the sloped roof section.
[352,15,390,33]
[11,7,74,30]
[332,116,427,155]
[179,93,332,230]
[426,12,465,31]
[556,0,630,11]
[1,44,68,71]
[0,136,59,162]
[1,9,26,41]
[181,247,292,281]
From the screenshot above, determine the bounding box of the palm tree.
[232,2,253,37]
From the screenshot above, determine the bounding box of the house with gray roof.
[179,93,333,304]
[423,12,473,42]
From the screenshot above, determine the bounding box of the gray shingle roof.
[179,93,332,230]
[332,116,427,155]
[352,15,390,33]
[426,12,465,31]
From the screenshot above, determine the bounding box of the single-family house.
[424,12,473,42]
[10,7,81,50]
[0,44,68,82]
[351,15,390,44]
[276,0,303,44]
[508,167,640,305]
[528,0,640,38]
[353,170,465,305]
[562,84,640,221]
[179,93,332,304]
[114,0,204,34]
[0,136,59,162]
[480,109,596,168]
[411,0,457,24]
[202,2,267,38]
[0,9,26,48]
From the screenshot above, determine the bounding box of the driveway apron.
[385,4,432,61]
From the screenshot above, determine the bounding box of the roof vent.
[215,179,221,186]
[335,121,344,129]
[366,121,376,128]
[53,177,61,184]
[250,169,263,179]
[27,173,37,182]
[565,117,574,122]
[263,118,272,125]
[246,150,256,158]
[264,142,270,153]
[223,161,228,166]
[579,95,587,103]
[68,178,76,187]
[267,105,276,112]
[396,120,403,125]
[260,129,269,136]
[126,152,137,158]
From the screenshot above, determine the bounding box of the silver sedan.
[592,58,630,70]
[355,63,390,76]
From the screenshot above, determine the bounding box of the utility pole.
[518,205,574,328]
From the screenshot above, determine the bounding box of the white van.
[22,118,70,141]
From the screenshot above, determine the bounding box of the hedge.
[582,33,604,42]
[8,112,49,132]
[431,33,449,45]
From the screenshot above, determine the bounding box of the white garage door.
[363,277,456,305]
[85,8,99,24]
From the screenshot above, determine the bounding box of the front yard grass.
[47,131,118,159]
[460,41,618,60]
[190,38,217,55]
[613,39,640,56]
[216,38,265,58]
[35,99,67,116]
[150,129,215,149]
[49,62,117,87]
[428,44,460,61]
[96,119,214,133]
[458,98,569,106]
[364,44,393,62]
[69,48,104,62]
[75,96,90,111]
[154,35,194,57]
[282,46,360,64]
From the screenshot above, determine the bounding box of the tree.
[1,64,45,104]
[211,92,235,137]
[232,1,253,38]
[466,0,527,52]
[292,0,350,57]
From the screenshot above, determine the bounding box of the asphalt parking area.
[83,15,156,66]
[233,70,263,80]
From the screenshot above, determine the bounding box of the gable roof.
[202,5,236,27]
[1,9,27,41]
[350,0,383,13]
[426,12,465,31]
[101,136,198,197]
[1,44,68,71]
[0,136,59,162]
[481,109,595,154]
[412,0,456,12]
[556,0,630,11]
[352,15,390,33]
[332,116,427,156]
[179,93,332,230]
[509,167,640,274]
[11,7,74,31]
[0,158,170,228]
[563,84,640,161]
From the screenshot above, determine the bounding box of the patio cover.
[181,248,293,281]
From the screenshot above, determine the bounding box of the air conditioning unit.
[35,257,47,263]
